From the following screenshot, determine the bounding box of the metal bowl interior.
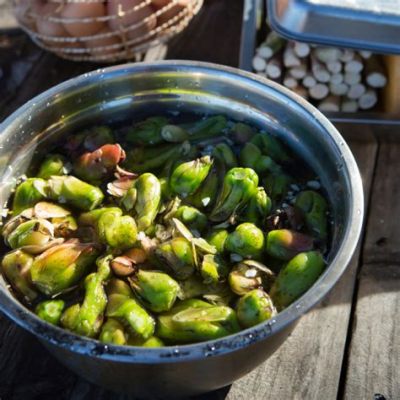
[0,61,363,364]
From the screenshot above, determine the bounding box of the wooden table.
[0,1,398,399]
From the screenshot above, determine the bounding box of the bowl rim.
[0,60,364,363]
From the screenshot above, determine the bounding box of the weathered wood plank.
[363,140,400,264]
[343,264,400,400]
[225,136,377,400]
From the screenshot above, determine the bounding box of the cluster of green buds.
[0,116,330,348]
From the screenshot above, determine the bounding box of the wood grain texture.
[343,264,400,400]
[225,137,377,400]
[363,141,400,264]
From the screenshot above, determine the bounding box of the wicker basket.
[12,0,203,62]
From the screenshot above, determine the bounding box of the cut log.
[330,73,344,85]
[283,46,301,68]
[344,54,364,73]
[329,82,349,96]
[341,98,359,112]
[339,49,355,63]
[309,83,329,100]
[252,55,267,72]
[311,56,331,83]
[358,89,378,110]
[318,95,340,112]
[314,47,342,63]
[365,56,387,88]
[289,59,307,79]
[283,73,298,89]
[257,32,286,60]
[302,74,317,88]
[358,50,372,59]
[348,83,366,99]
[326,60,342,74]
[266,56,283,79]
[344,72,361,85]
[293,41,310,58]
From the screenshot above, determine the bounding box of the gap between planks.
[363,138,400,265]
[342,264,400,400]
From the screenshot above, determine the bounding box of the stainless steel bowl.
[0,61,363,398]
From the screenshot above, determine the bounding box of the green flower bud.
[236,289,277,328]
[35,299,65,325]
[100,318,128,346]
[30,241,99,296]
[240,187,272,224]
[170,156,213,198]
[130,270,180,313]
[295,190,328,241]
[157,299,239,343]
[97,209,137,250]
[133,173,161,232]
[155,238,195,280]
[47,176,104,211]
[60,255,111,337]
[37,154,68,179]
[1,250,38,302]
[200,254,229,285]
[210,168,258,222]
[225,223,265,259]
[270,251,325,310]
[12,178,47,215]
[228,259,275,295]
[174,206,208,233]
[206,229,229,254]
[125,116,169,146]
[266,229,314,261]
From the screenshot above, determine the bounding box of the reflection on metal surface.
[268,0,400,53]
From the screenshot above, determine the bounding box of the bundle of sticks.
[252,32,388,112]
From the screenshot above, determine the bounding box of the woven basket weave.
[13,0,203,62]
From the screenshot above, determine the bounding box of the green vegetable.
[61,255,111,337]
[210,168,259,222]
[106,288,155,341]
[228,260,275,296]
[100,318,128,345]
[37,154,67,179]
[35,299,65,325]
[225,223,265,259]
[155,237,196,280]
[47,176,104,211]
[236,289,276,328]
[12,178,47,215]
[30,241,99,296]
[170,156,213,198]
[295,190,328,241]
[240,187,271,224]
[206,229,229,253]
[266,229,314,261]
[125,116,169,145]
[174,206,208,233]
[157,299,240,343]
[1,250,38,301]
[270,251,325,310]
[133,173,161,232]
[129,270,180,313]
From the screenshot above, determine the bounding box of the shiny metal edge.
[267,0,400,53]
